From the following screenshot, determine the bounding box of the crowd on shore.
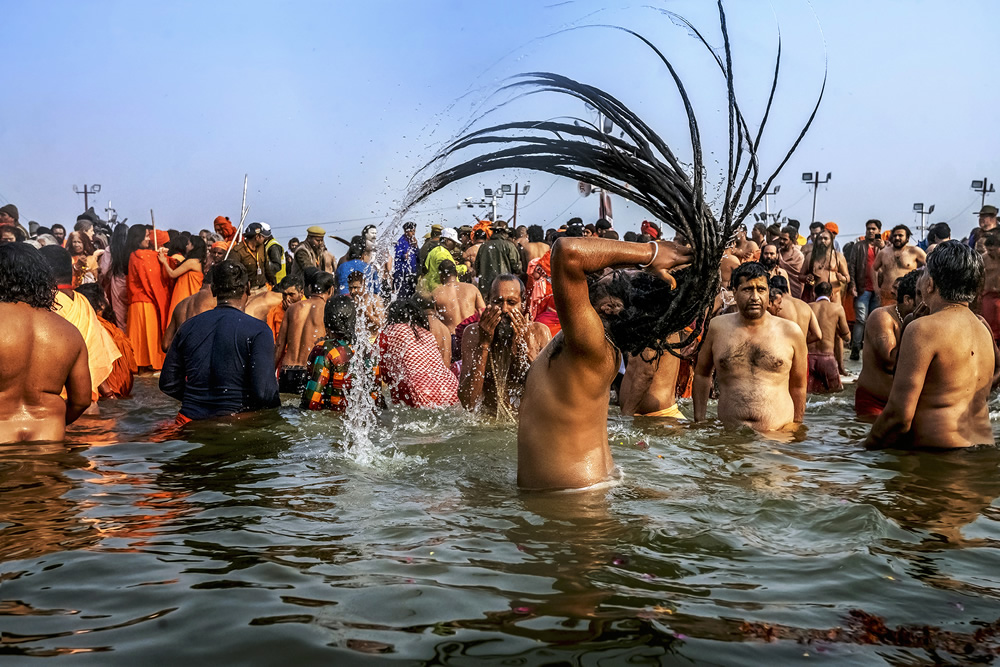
[1,199,998,489]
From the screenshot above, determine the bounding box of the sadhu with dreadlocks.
[517,237,692,490]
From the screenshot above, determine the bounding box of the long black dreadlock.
[403,1,825,359]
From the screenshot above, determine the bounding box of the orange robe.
[54,291,122,401]
[96,315,137,398]
[127,248,171,370]
[266,303,285,344]
[166,268,204,327]
[214,216,237,243]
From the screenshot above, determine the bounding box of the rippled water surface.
[3,370,1000,665]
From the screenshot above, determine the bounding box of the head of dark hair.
[780,225,797,238]
[566,217,583,227]
[604,230,620,240]
[623,231,638,242]
[347,236,365,261]
[109,223,131,276]
[926,241,983,303]
[324,295,357,344]
[210,260,249,300]
[289,236,300,245]
[125,224,148,257]
[67,230,96,256]
[347,270,365,284]
[38,245,73,284]
[985,231,1000,248]
[786,219,801,230]
[766,223,781,237]
[276,273,304,291]
[814,281,833,298]
[596,218,613,231]
[51,223,66,233]
[0,243,56,309]
[74,283,111,319]
[527,224,544,243]
[930,222,951,242]
[896,269,920,302]
[74,219,94,233]
[385,297,429,332]
[473,229,488,242]
[585,223,596,234]
[438,259,458,280]
[752,222,767,236]
[769,274,790,295]
[809,221,824,232]
[730,261,770,290]
[488,274,525,303]
[866,218,883,231]
[588,272,631,311]
[35,226,52,237]
[165,234,188,256]
[310,271,336,296]
[186,235,207,262]
[544,228,558,244]
[892,224,912,240]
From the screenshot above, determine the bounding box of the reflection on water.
[2,377,999,663]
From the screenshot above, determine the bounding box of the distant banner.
[599,190,613,224]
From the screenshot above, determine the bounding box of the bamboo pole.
[150,209,159,251]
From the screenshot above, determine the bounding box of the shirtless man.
[978,231,1000,343]
[460,274,551,417]
[801,229,850,302]
[517,238,692,489]
[274,271,335,393]
[422,297,453,366]
[864,242,995,450]
[873,224,925,306]
[854,270,919,420]
[619,333,684,419]
[463,230,487,276]
[695,262,807,431]
[759,243,788,282]
[245,274,303,321]
[730,224,760,263]
[768,275,821,344]
[719,250,740,288]
[805,281,850,393]
[521,225,550,267]
[432,260,485,333]
[0,243,91,442]
[162,275,216,352]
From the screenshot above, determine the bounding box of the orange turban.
[214,215,236,242]
[211,241,228,251]
[146,229,170,247]
[825,222,839,235]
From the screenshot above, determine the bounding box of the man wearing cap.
[0,204,29,240]
[423,228,467,292]
[233,223,270,292]
[969,205,998,252]
[290,226,334,279]
[474,223,522,298]
[419,224,443,271]
[393,222,419,298]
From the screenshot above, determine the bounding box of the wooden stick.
[224,205,249,260]
[150,209,159,251]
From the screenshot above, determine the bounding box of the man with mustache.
[759,243,788,282]
[694,262,807,432]
[459,274,550,418]
[873,224,925,307]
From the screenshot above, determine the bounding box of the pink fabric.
[99,251,129,330]
[379,323,459,408]
[527,256,551,320]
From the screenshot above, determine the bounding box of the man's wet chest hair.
[718,339,786,374]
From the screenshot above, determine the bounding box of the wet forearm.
[693,373,711,422]
[458,342,490,409]
[554,238,656,276]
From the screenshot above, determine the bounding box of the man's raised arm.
[551,237,691,358]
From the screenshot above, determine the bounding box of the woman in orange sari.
[159,236,206,326]
[126,226,172,371]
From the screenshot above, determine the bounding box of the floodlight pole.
[73,183,101,211]
[972,177,994,208]
[803,172,832,223]
[913,203,935,240]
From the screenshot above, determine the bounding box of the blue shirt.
[393,235,418,280]
[159,304,280,420]
[335,259,380,295]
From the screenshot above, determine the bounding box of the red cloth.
[127,249,171,337]
[641,220,660,239]
[807,352,842,393]
[863,245,876,292]
[378,323,459,408]
[454,311,481,352]
[533,293,561,337]
[981,291,1000,342]
[855,383,887,418]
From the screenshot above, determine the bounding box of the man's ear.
[924,275,936,296]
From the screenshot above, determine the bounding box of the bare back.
[432,281,485,333]
[0,303,91,442]
[777,296,820,343]
[807,300,848,356]
[857,307,900,401]
[983,251,1000,293]
[163,290,216,351]
[524,242,549,263]
[277,297,326,368]
[245,290,282,321]
[619,338,681,416]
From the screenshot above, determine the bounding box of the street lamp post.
[73,183,101,211]
[913,202,935,240]
[971,178,995,209]
[754,184,781,221]
[459,183,528,223]
[802,172,831,223]
[510,182,530,226]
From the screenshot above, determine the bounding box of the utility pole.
[754,184,781,222]
[802,171,831,223]
[913,203,935,240]
[510,182,530,226]
[971,177,995,208]
[73,183,101,211]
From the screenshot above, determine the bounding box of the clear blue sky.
[2,0,997,245]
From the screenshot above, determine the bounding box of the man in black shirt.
[159,260,280,422]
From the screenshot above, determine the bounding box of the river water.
[3,371,1000,665]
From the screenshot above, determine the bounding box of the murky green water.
[3,371,1000,665]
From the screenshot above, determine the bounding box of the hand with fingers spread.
[478,305,502,343]
[642,240,694,289]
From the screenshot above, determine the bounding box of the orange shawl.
[127,249,171,337]
[54,291,121,399]
[96,315,137,398]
